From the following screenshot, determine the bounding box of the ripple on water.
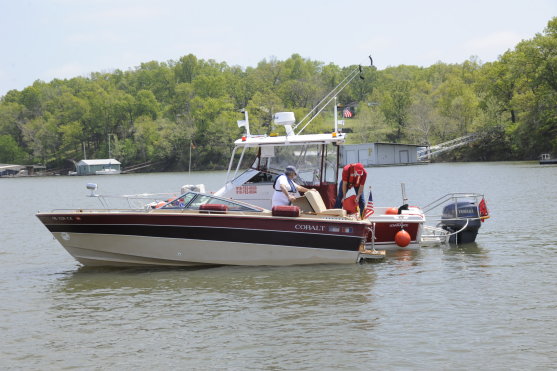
[1,163,557,369]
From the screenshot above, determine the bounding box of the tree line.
[1,17,556,170]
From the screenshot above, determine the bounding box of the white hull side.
[52,232,360,267]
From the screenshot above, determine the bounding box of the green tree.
[133,116,159,162]
[175,54,199,84]
[380,80,412,141]
[434,76,479,136]
[134,90,159,119]
[0,102,25,141]
[407,93,441,145]
[0,134,27,163]
[246,90,284,135]
[20,116,59,163]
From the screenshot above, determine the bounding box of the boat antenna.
[294,55,373,135]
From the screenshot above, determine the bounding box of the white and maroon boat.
[36,189,383,267]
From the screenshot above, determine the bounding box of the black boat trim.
[47,224,363,252]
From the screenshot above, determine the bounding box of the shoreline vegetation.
[1,18,556,173]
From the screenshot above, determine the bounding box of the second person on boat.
[334,163,367,215]
[272,166,309,207]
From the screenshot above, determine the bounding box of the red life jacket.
[345,164,364,188]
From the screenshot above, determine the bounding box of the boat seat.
[304,189,346,217]
[272,205,300,217]
[199,204,228,214]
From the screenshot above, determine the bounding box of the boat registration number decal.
[236,185,257,194]
[52,216,74,221]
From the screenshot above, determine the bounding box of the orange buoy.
[385,207,399,215]
[395,229,411,247]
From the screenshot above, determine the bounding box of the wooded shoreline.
[1,18,556,171]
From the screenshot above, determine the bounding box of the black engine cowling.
[440,201,482,244]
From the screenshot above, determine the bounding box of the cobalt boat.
[36,187,383,267]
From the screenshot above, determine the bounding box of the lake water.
[1,162,556,370]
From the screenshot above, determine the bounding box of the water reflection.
[387,249,420,262]
[53,264,378,298]
[50,264,381,317]
[444,242,486,255]
[44,264,381,369]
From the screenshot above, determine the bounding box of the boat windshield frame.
[160,191,265,212]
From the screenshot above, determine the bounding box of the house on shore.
[75,159,121,175]
[0,164,46,177]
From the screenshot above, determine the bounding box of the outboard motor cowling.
[440,201,482,244]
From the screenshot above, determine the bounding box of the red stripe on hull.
[37,212,369,238]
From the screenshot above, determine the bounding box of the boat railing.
[422,192,484,214]
[49,208,151,213]
[84,182,177,209]
[90,193,178,209]
[420,216,484,245]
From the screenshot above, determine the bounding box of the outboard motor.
[440,200,482,244]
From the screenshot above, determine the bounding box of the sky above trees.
[1,0,556,96]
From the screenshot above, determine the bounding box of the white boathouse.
[75,159,121,175]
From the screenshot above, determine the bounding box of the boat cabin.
[214,112,345,210]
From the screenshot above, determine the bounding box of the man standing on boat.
[334,163,367,215]
[272,166,309,207]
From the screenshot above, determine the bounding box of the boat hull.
[37,212,369,267]
[50,232,361,266]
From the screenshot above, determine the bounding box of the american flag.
[343,108,352,118]
[363,189,374,219]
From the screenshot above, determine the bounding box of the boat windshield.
[161,192,264,212]
[254,143,338,186]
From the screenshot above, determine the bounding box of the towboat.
[36,187,383,267]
